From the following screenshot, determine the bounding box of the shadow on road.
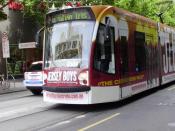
[50,81,175,112]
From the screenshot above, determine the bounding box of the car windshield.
[28,63,42,71]
[44,21,95,68]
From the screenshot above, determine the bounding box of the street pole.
[6,58,8,80]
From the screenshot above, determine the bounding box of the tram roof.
[47,5,175,30]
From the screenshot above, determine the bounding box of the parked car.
[23,61,44,95]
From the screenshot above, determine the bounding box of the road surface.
[0,83,175,131]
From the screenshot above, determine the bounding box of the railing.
[0,74,16,91]
[9,74,16,88]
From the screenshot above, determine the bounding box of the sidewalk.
[0,79,27,95]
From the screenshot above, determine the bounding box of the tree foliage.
[21,0,47,25]
[114,0,175,27]
[1,0,175,27]
[0,0,8,20]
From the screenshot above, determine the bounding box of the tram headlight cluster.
[78,71,89,86]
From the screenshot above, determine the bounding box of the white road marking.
[168,122,175,127]
[167,86,175,91]
[78,113,120,131]
[75,115,86,119]
[56,120,71,125]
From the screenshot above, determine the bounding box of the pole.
[6,58,8,80]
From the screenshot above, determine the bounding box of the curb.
[0,80,27,95]
[0,88,27,95]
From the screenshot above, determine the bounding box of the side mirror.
[35,26,45,47]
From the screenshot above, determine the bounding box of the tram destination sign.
[46,8,95,25]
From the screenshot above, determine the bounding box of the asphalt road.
[0,83,175,131]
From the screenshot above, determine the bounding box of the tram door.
[119,28,130,98]
[119,29,129,78]
[145,35,154,88]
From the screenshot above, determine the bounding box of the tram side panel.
[159,25,175,85]
[90,7,163,103]
[90,12,121,103]
[90,8,145,103]
[120,18,160,98]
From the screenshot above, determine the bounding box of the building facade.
[0,7,42,78]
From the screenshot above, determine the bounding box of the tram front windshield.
[44,21,95,68]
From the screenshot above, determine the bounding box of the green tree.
[102,0,114,5]
[0,0,8,20]
[17,0,48,25]
[1,0,115,23]
[114,0,175,26]
[2,0,174,26]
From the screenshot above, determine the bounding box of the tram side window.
[135,31,146,72]
[94,23,115,74]
[120,36,128,75]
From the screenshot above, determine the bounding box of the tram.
[41,5,175,104]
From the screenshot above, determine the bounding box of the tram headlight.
[78,71,89,86]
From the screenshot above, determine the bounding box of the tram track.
[0,90,33,102]
[0,103,89,131]
[0,96,55,120]
[0,92,88,131]
[0,103,56,123]
[0,83,174,131]
[0,94,118,131]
